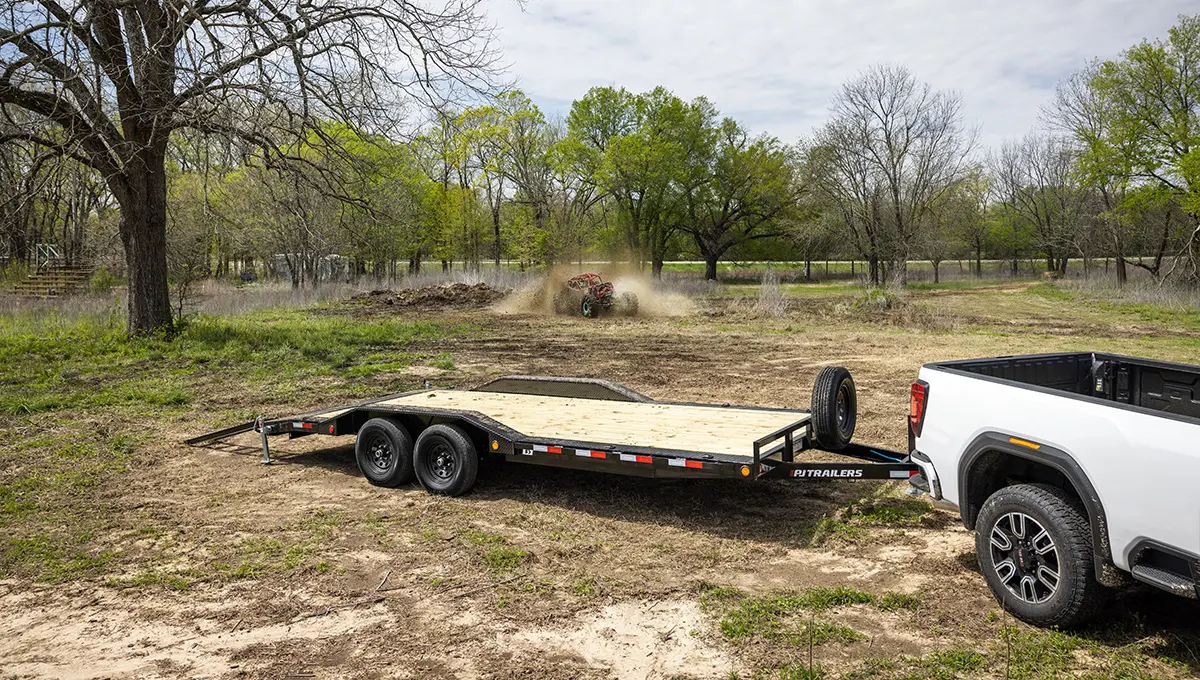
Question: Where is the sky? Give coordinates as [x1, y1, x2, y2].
[483, 0, 1194, 149]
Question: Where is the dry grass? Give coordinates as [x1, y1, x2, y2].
[1063, 276, 1200, 309]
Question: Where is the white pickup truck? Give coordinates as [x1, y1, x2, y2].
[908, 352, 1200, 626]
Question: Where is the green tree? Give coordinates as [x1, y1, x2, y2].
[680, 119, 801, 280]
[1084, 13, 1200, 280]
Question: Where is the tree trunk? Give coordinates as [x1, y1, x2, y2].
[116, 146, 173, 335]
[932, 261, 940, 284]
[867, 254, 879, 286]
[493, 210, 502, 268]
[704, 256, 719, 281]
[975, 247, 982, 278]
[1115, 255, 1127, 286]
[652, 256, 664, 279]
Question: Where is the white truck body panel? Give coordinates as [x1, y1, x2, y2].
[913, 364, 1200, 572]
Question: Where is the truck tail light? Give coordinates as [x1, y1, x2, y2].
[909, 381, 929, 438]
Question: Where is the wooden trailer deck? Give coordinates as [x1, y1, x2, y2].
[372, 390, 809, 458]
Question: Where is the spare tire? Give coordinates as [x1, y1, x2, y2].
[810, 366, 856, 451]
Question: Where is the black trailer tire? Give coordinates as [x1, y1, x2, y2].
[810, 366, 856, 450]
[414, 424, 479, 496]
[355, 418, 414, 487]
[975, 483, 1106, 627]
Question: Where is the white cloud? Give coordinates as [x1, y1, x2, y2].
[483, 0, 1193, 148]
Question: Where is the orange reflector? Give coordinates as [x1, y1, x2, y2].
[1009, 437, 1041, 450]
[740, 466, 751, 477]
[491, 440, 499, 450]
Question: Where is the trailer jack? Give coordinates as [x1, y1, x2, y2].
[255, 415, 272, 464]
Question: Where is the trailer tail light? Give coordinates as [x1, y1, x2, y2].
[909, 381, 929, 438]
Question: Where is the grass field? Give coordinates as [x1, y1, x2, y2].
[1, 276, 1197, 679]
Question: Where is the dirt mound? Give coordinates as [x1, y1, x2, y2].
[352, 283, 509, 310]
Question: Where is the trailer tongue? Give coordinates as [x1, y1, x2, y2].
[187, 368, 917, 495]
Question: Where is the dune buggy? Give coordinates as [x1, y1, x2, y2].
[553, 273, 638, 318]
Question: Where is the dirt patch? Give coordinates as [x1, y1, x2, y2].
[513, 599, 735, 680]
[351, 283, 509, 310]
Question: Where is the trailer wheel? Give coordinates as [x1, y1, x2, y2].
[810, 366, 856, 450]
[414, 424, 479, 496]
[975, 484, 1106, 627]
[355, 418, 414, 487]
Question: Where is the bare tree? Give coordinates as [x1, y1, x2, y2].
[805, 124, 888, 285]
[990, 134, 1088, 276]
[1, 0, 498, 333]
[826, 65, 974, 285]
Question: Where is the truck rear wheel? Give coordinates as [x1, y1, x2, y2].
[414, 424, 479, 496]
[355, 418, 414, 487]
[975, 483, 1106, 627]
[810, 366, 856, 450]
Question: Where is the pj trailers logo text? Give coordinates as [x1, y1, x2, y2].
[792, 468, 864, 478]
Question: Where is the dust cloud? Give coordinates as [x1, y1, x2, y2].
[493, 266, 696, 318]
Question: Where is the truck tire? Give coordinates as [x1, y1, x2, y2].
[355, 418, 414, 487]
[414, 424, 479, 496]
[810, 366, 856, 450]
[975, 483, 1106, 627]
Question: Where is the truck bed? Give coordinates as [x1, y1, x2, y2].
[928, 352, 1200, 423]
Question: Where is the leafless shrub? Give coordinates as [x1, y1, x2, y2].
[753, 269, 788, 318]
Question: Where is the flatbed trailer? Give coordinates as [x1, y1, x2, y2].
[187, 367, 918, 495]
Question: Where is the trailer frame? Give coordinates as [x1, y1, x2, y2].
[186, 375, 918, 488]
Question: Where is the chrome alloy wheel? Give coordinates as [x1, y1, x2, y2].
[989, 511, 1061, 604]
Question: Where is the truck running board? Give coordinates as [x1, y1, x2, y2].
[1130, 564, 1199, 600]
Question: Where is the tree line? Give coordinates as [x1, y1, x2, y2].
[2, 6, 1199, 333]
